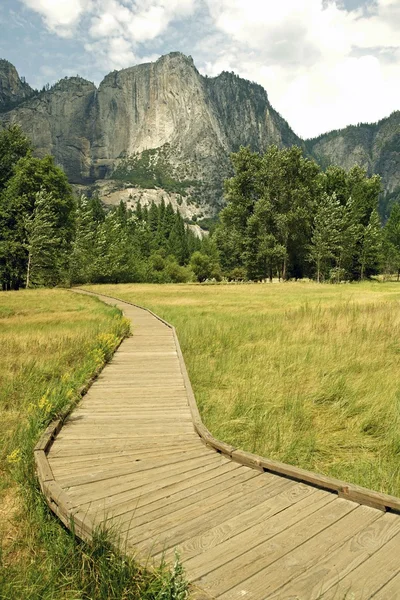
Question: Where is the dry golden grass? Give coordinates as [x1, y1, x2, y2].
[86, 281, 400, 496]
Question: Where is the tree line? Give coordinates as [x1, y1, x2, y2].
[0, 125, 207, 290]
[214, 145, 400, 282]
[1, 124, 400, 290]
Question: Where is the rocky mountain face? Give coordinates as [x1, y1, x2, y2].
[0, 53, 301, 214]
[0, 52, 399, 217]
[0, 59, 35, 112]
[306, 112, 400, 218]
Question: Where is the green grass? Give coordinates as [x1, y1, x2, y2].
[0, 288, 188, 599]
[85, 281, 400, 497]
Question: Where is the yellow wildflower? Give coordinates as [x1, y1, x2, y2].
[7, 448, 21, 464]
[38, 394, 52, 414]
[61, 372, 71, 383]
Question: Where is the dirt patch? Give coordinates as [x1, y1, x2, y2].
[0, 481, 26, 565]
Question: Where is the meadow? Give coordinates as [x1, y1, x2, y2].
[86, 281, 400, 497]
[0, 289, 187, 599]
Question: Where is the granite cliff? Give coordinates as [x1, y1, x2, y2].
[0, 53, 301, 214]
[306, 112, 400, 218]
[0, 59, 35, 112]
[0, 53, 399, 217]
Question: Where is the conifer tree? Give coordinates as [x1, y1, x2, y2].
[25, 189, 63, 287]
[384, 203, 400, 279]
[309, 193, 342, 282]
[359, 209, 382, 279]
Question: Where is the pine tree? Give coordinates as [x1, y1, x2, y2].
[25, 189, 63, 287]
[70, 196, 100, 284]
[309, 193, 342, 282]
[359, 209, 382, 279]
[384, 203, 400, 279]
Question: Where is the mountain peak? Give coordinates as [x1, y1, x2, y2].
[0, 58, 34, 112]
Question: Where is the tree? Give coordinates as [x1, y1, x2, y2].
[309, 193, 343, 282]
[0, 124, 32, 192]
[70, 196, 102, 284]
[25, 189, 63, 287]
[190, 252, 213, 282]
[0, 154, 75, 289]
[384, 203, 400, 279]
[217, 145, 322, 280]
[359, 209, 382, 279]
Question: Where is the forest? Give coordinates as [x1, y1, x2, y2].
[1, 124, 400, 290]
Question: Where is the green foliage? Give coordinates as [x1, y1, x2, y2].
[69, 198, 200, 285]
[25, 189, 69, 288]
[216, 145, 323, 280]
[0, 126, 207, 288]
[0, 137, 75, 290]
[0, 124, 32, 191]
[112, 149, 198, 195]
[215, 145, 383, 282]
[190, 251, 221, 282]
[308, 193, 342, 282]
[383, 202, 400, 278]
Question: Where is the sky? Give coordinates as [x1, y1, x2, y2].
[0, 0, 399, 139]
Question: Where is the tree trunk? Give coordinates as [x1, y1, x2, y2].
[26, 252, 31, 289]
[282, 257, 287, 281]
[317, 257, 320, 283]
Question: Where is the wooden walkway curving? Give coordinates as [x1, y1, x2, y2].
[35, 292, 400, 599]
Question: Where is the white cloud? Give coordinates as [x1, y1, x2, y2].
[201, 0, 400, 137]
[20, 0, 199, 70]
[20, 0, 92, 36]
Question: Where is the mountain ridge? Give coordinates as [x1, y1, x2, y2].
[0, 52, 399, 217]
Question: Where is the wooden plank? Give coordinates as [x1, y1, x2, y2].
[49, 443, 201, 465]
[50, 440, 202, 457]
[103, 465, 255, 527]
[277, 513, 400, 599]
[77, 461, 241, 515]
[53, 448, 213, 485]
[35, 450, 54, 482]
[59, 448, 219, 488]
[214, 504, 379, 600]
[34, 419, 62, 451]
[128, 477, 299, 556]
[179, 488, 334, 578]
[371, 569, 400, 599]
[113, 470, 270, 538]
[50, 447, 209, 476]
[109, 469, 260, 535]
[66, 453, 230, 507]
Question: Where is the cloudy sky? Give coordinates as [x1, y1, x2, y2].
[0, 0, 399, 138]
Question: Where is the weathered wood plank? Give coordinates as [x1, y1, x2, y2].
[54, 448, 214, 486]
[284, 515, 400, 600]
[214, 504, 379, 600]
[371, 567, 400, 599]
[66, 454, 230, 507]
[77, 462, 241, 515]
[178, 488, 333, 578]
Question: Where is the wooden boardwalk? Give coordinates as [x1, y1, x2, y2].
[35, 292, 400, 599]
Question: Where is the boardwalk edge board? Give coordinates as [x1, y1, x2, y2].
[34, 288, 400, 547]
